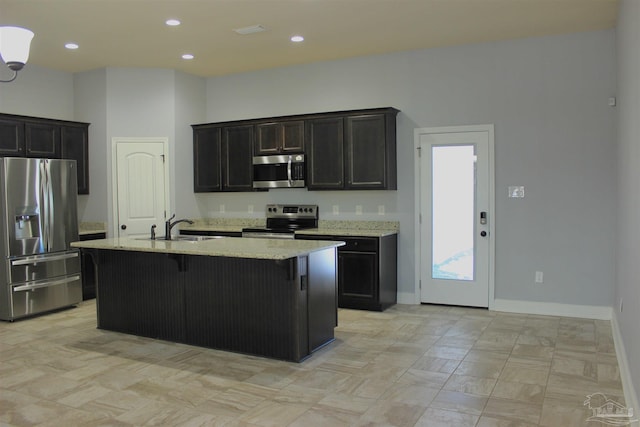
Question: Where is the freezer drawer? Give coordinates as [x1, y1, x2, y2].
[6, 274, 82, 320]
[9, 251, 81, 284]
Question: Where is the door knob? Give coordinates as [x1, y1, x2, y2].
[121, 224, 127, 230]
[480, 230, 487, 237]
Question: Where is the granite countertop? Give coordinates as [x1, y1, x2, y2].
[71, 236, 343, 260]
[79, 222, 107, 236]
[180, 219, 399, 238]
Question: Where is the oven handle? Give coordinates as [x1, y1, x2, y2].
[14, 274, 81, 292]
[287, 155, 293, 185]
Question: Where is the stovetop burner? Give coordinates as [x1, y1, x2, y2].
[242, 204, 318, 239]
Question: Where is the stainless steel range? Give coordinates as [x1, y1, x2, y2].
[242, 204, 318, 239]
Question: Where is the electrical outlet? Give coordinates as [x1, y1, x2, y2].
[332, 205, 339, 215]
[355, 205, 362, 215]
[219, 204, 225, 213]
[535, 271, 544, 283]
[248, 205, 253, 214]
[378, 205, 385, 215]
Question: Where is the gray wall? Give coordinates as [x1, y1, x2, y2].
[0, 29, 618, 309]
[0, 64, 74, 120]
[615, 0, 640, 410]
[74, 68, 107, 222]
[201, 30, 617, 306]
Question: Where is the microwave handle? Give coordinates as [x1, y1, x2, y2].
[287, 156, 292, 184]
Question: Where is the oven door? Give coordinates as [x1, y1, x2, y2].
[253, 155, 305, 189]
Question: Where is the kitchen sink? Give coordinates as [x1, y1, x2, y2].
[134, 235, 224, 242]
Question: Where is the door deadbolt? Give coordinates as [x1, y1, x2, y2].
[121, 224, 127, 230]
[480, 230, 487, 237]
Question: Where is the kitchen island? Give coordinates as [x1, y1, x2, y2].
[71, 237, 342, 362]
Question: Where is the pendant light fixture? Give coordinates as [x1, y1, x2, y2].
[0, 26, 35, 83]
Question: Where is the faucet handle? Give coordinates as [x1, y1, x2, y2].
[167, 213, 176, 222]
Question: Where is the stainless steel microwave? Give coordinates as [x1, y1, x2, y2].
[253, 154, 305, 189]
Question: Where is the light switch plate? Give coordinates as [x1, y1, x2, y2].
[508, 186, 525, 198]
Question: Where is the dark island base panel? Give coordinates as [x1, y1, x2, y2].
[93, 249, 336, 362]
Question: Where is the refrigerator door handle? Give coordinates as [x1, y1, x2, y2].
[13, 274, 81, 292]
[38, 159, 48, 250]
[46, 159, 55, 251]
[11, 251, 80, 266]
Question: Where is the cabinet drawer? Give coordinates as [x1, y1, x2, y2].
[340, 237, 377, 252]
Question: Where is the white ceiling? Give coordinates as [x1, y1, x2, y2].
[0, 0, 618, 78]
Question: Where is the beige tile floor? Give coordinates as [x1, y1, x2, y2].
[0, 300, 626, 426]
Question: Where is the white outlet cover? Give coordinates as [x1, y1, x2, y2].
[332, 205, 339, 215]
[378, 205, 385, 215]
[355, 205, 362, 215]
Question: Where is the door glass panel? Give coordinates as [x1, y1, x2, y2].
[432, 145, 475, 281]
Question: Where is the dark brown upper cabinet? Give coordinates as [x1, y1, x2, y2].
[254, 120, 304, 155]
[222, 125, 254, 191]
[0, 113, 90, 194]
[192, 123, 254, 192]
[193, 126, 223, 192]
[306, 108, 398, 190]
[61, 123, 90, 194]
[305, 116, 345, 190]
[345, 111, 397, 190]
[192, 107, 399, 193]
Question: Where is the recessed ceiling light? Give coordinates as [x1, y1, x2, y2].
[166, 19, 181, 26]
[65, 43, 79, 50]
[182, 54, 194, 60]
[291, 35, 304, 43]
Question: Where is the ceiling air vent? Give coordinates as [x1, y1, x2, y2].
[233, 25, 266, 35]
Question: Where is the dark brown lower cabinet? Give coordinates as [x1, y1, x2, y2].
[79, 232, 106, 300]
[296, 233, 397, 311]
[84, 247, 337, 362]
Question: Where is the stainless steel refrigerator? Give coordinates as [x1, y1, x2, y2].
[0, 157, 82, 321]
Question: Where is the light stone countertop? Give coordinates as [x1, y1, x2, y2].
[79, 222, 107, 236]
[179, 219, 399, 238]
[71, 236, 343, 260]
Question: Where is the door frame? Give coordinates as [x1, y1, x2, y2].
[413, 124, 496, 308]
[110, 137, 171, 238]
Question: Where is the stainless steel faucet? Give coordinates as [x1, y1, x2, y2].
[164, 214, 194, 240]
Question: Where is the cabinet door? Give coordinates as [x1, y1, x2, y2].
[255, 123, 279, 155]
[338, 250, 378, 308]
[305, 117, 344, 189]
[222, 125, 254, 191]
[0, 118, 25, 156]
[255, 121, 304, 155]
[281, 121, 304, 152]
[345, 114, 387, 189]
[25, 122, 61, 158]
[61, 124, 90, 194]
[193, 127, 222, 192]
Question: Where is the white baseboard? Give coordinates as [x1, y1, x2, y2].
[397, 292, 418, 305]
[492, 298, 612, 320]
[612, 313, 640, 425]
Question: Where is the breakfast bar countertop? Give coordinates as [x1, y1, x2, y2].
[71, 236, 343, 260]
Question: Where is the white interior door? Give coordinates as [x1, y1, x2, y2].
[113, 138, 169, 238]
[415, 126, 494, 308]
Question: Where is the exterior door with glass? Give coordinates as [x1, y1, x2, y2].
[416, 126, 494, 307]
